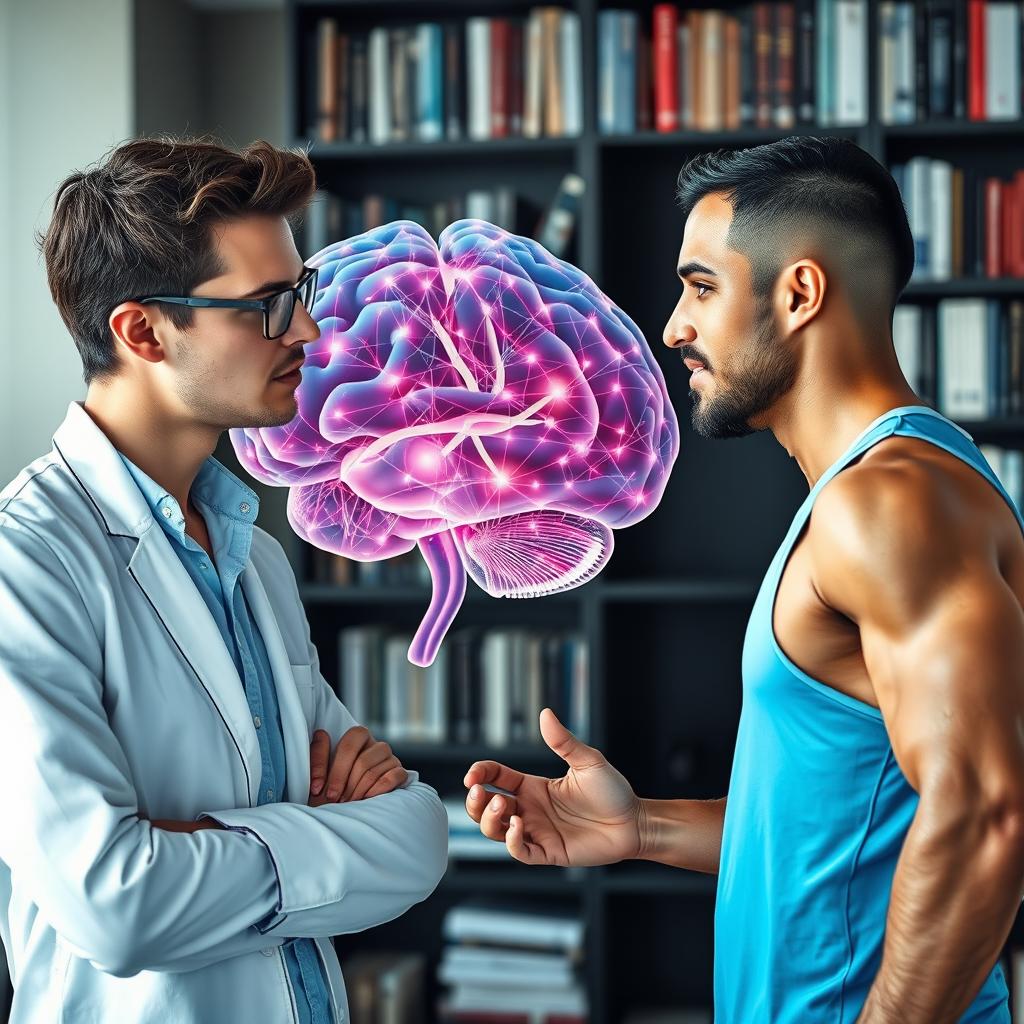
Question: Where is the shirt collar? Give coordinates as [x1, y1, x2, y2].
[116, 452, 260, 547]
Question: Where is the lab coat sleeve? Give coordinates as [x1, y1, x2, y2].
[0, 521, 292, 977]
[195, 549, 449, 939]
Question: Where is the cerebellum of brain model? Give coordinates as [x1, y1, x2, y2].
[230, 219, 680, 666]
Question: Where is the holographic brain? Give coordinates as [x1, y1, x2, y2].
[230, 220, 680, 666]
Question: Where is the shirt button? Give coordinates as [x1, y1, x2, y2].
[161, 508, 172, 519]
[253, 715, 262, 729]
[266, 788, 274, 800]
[239, 502, 251, 514]
[198, 561, 209, 570]
[261, 948, 275, 957]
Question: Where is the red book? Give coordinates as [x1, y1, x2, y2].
[491, 18, 510, 138]
[967, 0, 986, 121]
[985, 177, 1002, 278]
[653, 3, 679, 132]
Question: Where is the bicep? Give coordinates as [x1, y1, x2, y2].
[862, 564, 1024, 799]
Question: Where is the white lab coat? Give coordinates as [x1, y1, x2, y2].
[0, 400, 449, 1023]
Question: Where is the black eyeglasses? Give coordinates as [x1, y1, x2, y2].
[133, 265, 319, 340]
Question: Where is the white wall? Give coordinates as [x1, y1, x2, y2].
[0, 0, 134, 485]
[0, 0, 286, 488]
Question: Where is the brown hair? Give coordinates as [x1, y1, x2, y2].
[36, 134, 317, 384]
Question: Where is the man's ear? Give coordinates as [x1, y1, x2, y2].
[780, 258, 826, 331]
[109, 302, 167, 366]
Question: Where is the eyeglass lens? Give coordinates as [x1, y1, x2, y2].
[267, 271, 317, 339]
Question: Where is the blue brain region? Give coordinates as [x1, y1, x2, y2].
[231, 219, 680, 665]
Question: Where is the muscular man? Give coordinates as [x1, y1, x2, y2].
[464, 136, 1024, 1022]
[0, 137, 447, 1023]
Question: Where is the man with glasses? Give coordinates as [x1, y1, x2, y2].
[0, 136, 448, 1024]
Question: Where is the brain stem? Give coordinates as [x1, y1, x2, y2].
[409, 529, 468, 667]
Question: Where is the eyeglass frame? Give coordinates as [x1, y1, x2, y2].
[131, 264, 319, 340]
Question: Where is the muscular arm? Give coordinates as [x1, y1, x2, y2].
[637, 796, 727, 874]
[810, 459, 1024, 1023]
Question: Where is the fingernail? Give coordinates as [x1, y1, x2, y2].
[327, 789, 339, 801]
[470, 785, 480, 800]
[490, 796, 501, 811]
[311, 780, 323, 795]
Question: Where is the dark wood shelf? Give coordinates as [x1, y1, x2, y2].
[902, 278, 1024, 299]
[884, 117, 1024, 140]
[298, 135, 580, 162]
[599, 123, 861, 149]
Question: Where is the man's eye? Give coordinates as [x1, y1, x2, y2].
[694, 282, 712, 298]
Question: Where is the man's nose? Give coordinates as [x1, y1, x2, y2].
[663, 312, 695, 350]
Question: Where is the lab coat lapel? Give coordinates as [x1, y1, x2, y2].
[240, 564, 312, 803]
[128, 527, 263, 805]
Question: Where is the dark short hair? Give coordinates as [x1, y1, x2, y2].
[676, 136, 915, 322]
[37, 134, 317, 385]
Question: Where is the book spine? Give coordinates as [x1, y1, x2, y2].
[755, 4, 773, 128]
[467, 17, 492, 140]
[417, 24, 443, 142]
[985, 176, 1002, 277]
[491, 18, 510, 138]
[795, 0, 816, 124]
[739, 7, 755, 125]
[774, 3, 796, 128]
[816, 0, 834, 125]
[560, 11, 583, 136]
[597, 12, 617, 134]
[653, 3, 680, 132]
[444, 22, 465, 140]
[928, 1, 953, 119]
[967, 0, 986, 120]
[915, 0, 930, 121]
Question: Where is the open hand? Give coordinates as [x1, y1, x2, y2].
[464, 708, 643, 867]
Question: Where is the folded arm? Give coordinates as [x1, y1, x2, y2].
[0, 522, 445, 978]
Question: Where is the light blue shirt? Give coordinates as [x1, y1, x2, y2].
[118, 452, 334, 1024]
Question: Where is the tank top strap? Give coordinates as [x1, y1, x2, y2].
[771, 405, 960, 560]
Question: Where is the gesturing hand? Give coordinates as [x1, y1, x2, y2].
[463, 708, 643, 867]
[308, 725, 408, 806]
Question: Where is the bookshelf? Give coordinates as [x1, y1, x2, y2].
[269, 0, 1024, 1020]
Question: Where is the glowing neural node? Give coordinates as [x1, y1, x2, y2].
[230, 219, 680, 666]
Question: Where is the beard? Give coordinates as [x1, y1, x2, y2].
[173, 340, 299, 430]
[689, 305, 797, 440]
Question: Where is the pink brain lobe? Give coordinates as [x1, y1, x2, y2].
[230, 219, 680, 666]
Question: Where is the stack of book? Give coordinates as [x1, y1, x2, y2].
[307, 9, 582, 145]
[879, 0, 1021, 124]
[893, 298, 1024, 420]
[337, 626, 590, 747]
[892, 159, 1024, 281]
[309, 546, 432, 589]
[438, 902, 587, 1024]
[342, 952, 426, 1024]
[597, 1, 868, 135]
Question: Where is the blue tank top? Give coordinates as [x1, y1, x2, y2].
[715, 405, 1014, 1023]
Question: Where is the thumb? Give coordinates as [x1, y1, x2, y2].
[539, 708, 602, 771]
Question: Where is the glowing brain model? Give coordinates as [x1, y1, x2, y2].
[231, 220, 680, 666]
